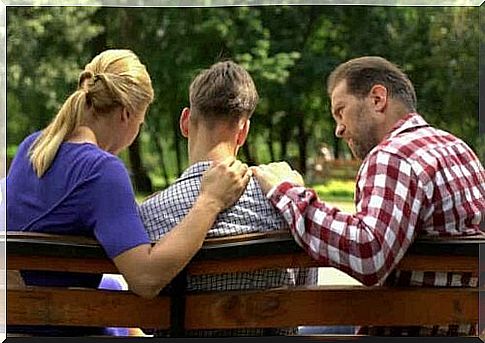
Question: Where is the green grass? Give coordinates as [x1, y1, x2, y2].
[325, 200, 355, 213]
[310, 179, 355, 199]
[310, 180, 355, 212]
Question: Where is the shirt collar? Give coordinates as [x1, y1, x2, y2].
[176, 161, 212, 183]
[384, 112, 430, 141]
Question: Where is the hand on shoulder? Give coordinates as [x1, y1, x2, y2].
[199, 157, 252, 212]
[250, 162, 305, 195]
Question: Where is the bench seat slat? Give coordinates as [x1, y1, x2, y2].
[7, 286, 478, 329]
[7, 288, 170, 329]
[186, 287, 479, 328]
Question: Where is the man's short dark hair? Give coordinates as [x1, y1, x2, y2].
[189, 60, 259, 125]
[327, 56, 417, 111]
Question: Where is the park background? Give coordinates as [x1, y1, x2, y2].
[6, 5, 483, 213]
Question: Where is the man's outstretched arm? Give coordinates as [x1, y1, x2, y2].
[252, 152, 423, 286]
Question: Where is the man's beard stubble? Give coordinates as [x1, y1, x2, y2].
[349, 108, 380, 160]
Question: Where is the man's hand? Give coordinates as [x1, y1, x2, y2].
[251, 162, 304, 195]
[199, 157, 252, 212]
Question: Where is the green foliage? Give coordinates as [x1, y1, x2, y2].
[6, 6, 481, 185]
[7, 7, 103, 147]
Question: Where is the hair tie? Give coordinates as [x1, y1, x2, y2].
[78, 70, 94, 91]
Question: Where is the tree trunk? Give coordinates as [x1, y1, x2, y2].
[119, 8, 153, 194]
[279, 113, 291, 160]
[153, 136, 170, 189]
[172, 112, 184, 176]
[297, 113, 307, 175]
[267, 130, 275, 162]
[91, 8, 108, 54]
[241, 138, 256, 166]
[333, 134, 340, 160]
[128, 136, 153, 194]
[279, 130, 289, 161]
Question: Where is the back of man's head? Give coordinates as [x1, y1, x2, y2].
[327, 56, 417, 112]
[189, 61, 259, 126]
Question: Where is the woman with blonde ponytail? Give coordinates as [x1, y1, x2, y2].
[7, 50, 251, 310]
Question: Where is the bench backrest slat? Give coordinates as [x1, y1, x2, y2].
[6, 231, 483, 275]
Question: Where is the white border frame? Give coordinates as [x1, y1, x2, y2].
[1, 2, 482, 341]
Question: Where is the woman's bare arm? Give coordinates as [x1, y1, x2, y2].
[113, 157, 251, 298]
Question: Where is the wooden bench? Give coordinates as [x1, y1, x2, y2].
[5, 230, 483, 336]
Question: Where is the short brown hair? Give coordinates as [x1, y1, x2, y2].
[327, 56, 417, 111]
[189, 60, 258, 124]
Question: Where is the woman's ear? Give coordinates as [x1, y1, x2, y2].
[179, 107, 191, 138]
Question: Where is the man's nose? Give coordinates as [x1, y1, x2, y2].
[335, 123, 346, 138]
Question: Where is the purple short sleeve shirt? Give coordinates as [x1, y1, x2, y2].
[7, 132, 150, 259]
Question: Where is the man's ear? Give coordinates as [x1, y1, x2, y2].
[236, 118, 250, 147]
[368, 84, 388, 113]
[179, 107, 190, 138]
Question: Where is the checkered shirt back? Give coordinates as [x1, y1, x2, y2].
[140, 161, 317, 336]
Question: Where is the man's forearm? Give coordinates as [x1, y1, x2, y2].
[268, 181, 418, 286]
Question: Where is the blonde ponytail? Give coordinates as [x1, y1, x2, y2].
[29, 49, 153, 177]
[29, 90, 87, 177]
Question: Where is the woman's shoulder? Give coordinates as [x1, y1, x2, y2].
[61, 143, 128, 175]
[25, 131, 42, 142]
[17, 131, 42, 152]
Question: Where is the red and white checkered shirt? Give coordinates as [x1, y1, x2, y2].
[268, 113, 485, 336]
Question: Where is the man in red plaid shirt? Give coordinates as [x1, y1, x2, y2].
[252, 56, 485, 336]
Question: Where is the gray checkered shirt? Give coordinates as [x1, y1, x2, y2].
[139, 161, 317, 336]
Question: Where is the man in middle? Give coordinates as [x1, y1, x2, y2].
[139, 60, 316, 337]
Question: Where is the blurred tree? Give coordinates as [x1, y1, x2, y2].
[7, 7, 102, 150]
[6, 6, 480, 188]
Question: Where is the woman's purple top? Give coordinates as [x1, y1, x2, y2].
[7, 132, 151, 336]
[7, 132, 150, 259]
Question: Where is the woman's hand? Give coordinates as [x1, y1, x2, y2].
[200, 157, 252, 212]
[115, 156, 252, 299]
[251, 161, 304, 195]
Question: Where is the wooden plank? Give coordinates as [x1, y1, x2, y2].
[187, 251, 319, 275]
[395, 254, 479, 275]
[6, 230, 482, 277]
[188, 252, 479, 275]
[203, 230, 293, 246]
[5, 230, 485, 255]
[4, 229, 293, 245]
[7, 288, 171, 329]
[6, 231, 99, 245]
[8, 251, 479, 276]
[185, 287, 478, 329]
[7, 255, 118, 274]
[8, 286, 478, 329]
[8, 250, 479, 276]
